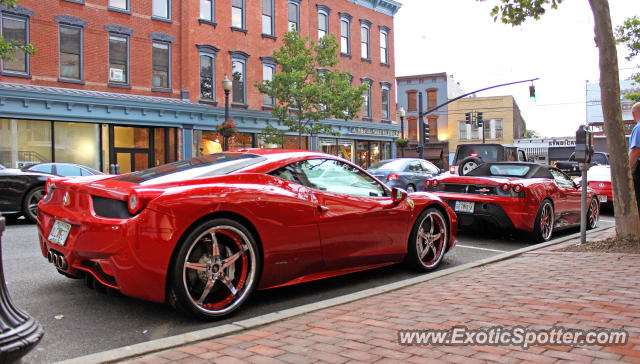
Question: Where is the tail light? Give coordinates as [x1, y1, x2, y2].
[449, 166, 456, 174]
[501, 183, 511, 192]
[387, 173, 399, 181]
[43, 177, 67, 203]
[127, 189, 163, 215]
[553, 163, 558, 168]
[424, 180, 431, 188]
[432, 180, 439, 187]
[513, 185, 523, 193]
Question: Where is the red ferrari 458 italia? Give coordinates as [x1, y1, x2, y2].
[37, 150, 457, 319]
[424, 162, 599, 242]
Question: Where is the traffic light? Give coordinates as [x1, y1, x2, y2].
[477, 112, 483, 128]
[424, 121, 430, 143]
[465, 112, 471, 125]
[529, 85, 536, 100]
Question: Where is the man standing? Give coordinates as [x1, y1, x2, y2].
[629, 102, 640, 213]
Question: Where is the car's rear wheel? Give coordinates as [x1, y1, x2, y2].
[406, 184, 416, 193]
[169, 218, 260, 319]
[587, 197, 599, 230]
[22, 185, 45, 223]
[405, 208, 448, 271]
[459, 157, 482, 175]
[531, 199, 554, 242]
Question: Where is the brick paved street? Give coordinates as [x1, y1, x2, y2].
[121, 227, 640, 363]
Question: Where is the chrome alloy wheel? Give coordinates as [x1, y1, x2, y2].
[182, 225, 257, 316]
[539, 202, 554, 241]
[24, 186, 45, 222]
[415, 210, 447, 269]
[588, 198, 599, 229]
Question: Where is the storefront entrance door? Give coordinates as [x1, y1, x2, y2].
[109, 125, 152, 173]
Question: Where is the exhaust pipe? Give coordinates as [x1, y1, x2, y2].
[47, 250, 54, 263]
[57, 255, 67, 270]
[47, 250, 68, 270]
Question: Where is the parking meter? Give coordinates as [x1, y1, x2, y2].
[575, 125, 593, 163]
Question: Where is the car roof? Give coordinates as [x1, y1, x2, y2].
[466, 162, 553, 179]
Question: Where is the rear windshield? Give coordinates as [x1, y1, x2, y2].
[113, 153, 266, 184]
[487, 165, 530, 177]
[369, 159, 406, 170]
[455, 145, 503, 164]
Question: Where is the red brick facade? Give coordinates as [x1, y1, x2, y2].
[2, 0, 397, 124]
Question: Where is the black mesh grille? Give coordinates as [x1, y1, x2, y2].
[91, 196, 133, 219]
[442, 183, 498, 195]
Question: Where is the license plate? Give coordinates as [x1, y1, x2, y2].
[598, 195, 607, 203]
[48, 220, 71, 246]
[454, 201, 475, 213]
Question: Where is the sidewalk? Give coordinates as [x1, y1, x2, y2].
[118, 226, 640, 363]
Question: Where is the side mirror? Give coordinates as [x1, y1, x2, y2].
[391, 187, 408, 205]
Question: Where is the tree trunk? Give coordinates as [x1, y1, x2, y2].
[589, 0, 640, 240]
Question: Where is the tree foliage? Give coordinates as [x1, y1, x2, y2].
[0, 0, 36, 61]
[479, 0, 640, 241]
[616, 16, 640, 102]
[255, 31, 367, 149]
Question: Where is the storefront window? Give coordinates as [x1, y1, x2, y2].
[154, 128, 165, 166]
[198, 131, 253, 155]
[369, 141, 380, 166]
[320, 138, 354, 163]
[356, 141, 369, 169]
[54, 122, 100, 170]
[0, 119, 52, 168]
[115, 126, 149, 148]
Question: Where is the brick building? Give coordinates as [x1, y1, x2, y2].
[0, 0, 401, 172]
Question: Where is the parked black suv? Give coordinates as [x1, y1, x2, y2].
[450, 143, 528, 175]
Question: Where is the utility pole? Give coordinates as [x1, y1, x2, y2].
[418, 92, 424, 159]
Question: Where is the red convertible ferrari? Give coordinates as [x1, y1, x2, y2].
[37, 150, 457, 319]
[424, 162, 599, 242]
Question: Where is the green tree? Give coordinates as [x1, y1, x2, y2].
[260, 124, 286, 149]
[616, 16, 640, 102]
[256, 31, 367, 149]
[0, 0, 35, 61]
[482, 0, 640, 241]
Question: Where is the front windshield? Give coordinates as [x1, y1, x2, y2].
[112, 153, 266, 184]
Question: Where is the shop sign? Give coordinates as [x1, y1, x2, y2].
[350, 127, 399, 137]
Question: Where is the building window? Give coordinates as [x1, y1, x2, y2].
[407, 91, 417, 112]
[108, 34, 128, 84]
[262, 64, 275, 106]
[381, 87, 390, 121]
[288, 1, 299, 32]
[262, 0, 273, 35]
[458, 121, 468, 140]
[232, 59, 245, 104]
[59, 25, 82, 80]
[361, 25, 369, 60]
[362, 81, 371, 119]
[231, 0, 244, 29]
[152, 0, 170, 20]
[199, 54, 215, 100]
[318, 11, 328, 39]
[380, 30, 388, 64]
[340, 18, 350, 54]
[1, 14, 28, 74]
[108, 0, 128, 11]
[152, 41, 170, 88]
[200, 0, 213, 22]
[427, 89, 437, 109]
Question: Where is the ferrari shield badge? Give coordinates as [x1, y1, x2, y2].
[407, 199, 415, 210]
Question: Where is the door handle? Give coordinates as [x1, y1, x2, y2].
[317, 205, 329, 213]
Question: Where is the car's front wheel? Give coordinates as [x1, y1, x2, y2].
[587, 197, 599, 229]
[406, 184, 416, 193]
[405, 208, 448, 271]
[22, 185, 45, 223]
[169, 218, 260, 319]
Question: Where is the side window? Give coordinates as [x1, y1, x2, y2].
[270, 163, 311, 186]
[81, 168, 95, 176]
[550, 169, 574, 188]
[29, 164, 52, 174]
[56, 164, 82, 176]
[300, 159, 386, 197]
[421, 161, 439, 174]
[408, 161, 421, 171]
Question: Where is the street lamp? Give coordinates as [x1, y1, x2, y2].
[222, 75, 233, 151]
[398, 107, 406, 158]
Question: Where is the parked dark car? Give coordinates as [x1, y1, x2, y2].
[0, 163, 104, 222]
[553, 152, 609, 177]
[450, 144, 528, 176]
[367, 158, 442, 192]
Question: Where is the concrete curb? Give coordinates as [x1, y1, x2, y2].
[57, 224, 615, 364]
